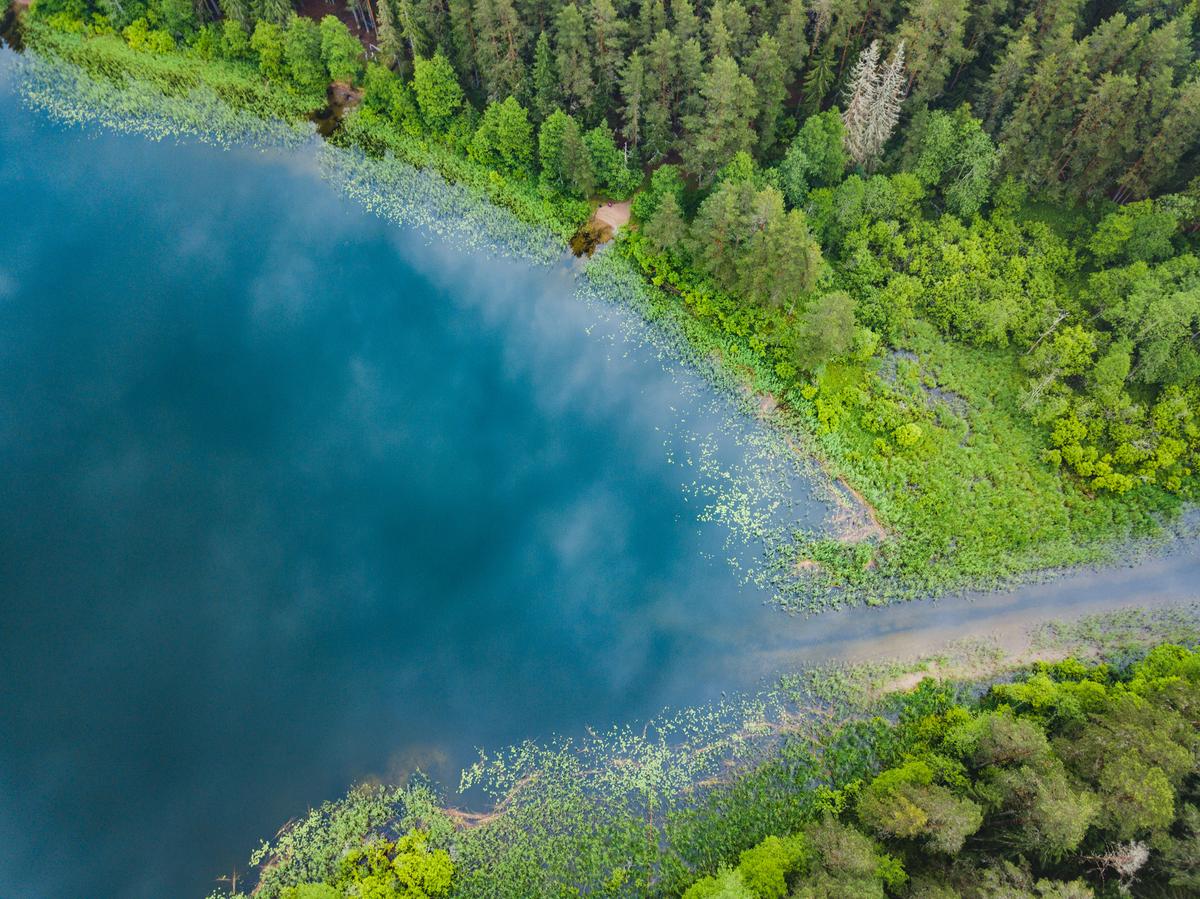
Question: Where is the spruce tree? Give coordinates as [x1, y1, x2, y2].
[682, 55, 759, 182]
[802, 42, 835, 113]
[375, 0, 406, 69]
[447, 0, 478, 87]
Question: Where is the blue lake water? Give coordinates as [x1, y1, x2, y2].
[2, 49, 1199, 899]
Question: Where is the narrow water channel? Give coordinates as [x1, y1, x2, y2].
[0, 50, 1196, 899]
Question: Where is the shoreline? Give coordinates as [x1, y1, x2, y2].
[4, 27, 1196, 610]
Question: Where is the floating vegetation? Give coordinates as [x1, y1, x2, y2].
[245, 601, 1200, 898]
[14, 47, 311, 150]
[316, 143, 564, 265]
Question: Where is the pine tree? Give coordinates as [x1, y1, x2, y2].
[642, 29, 678, 160]
[637, 0, 667, 45]
[721, 0, 751, 58]
[589, 0, 627, 115]
[676, 37, 704, 121]
[741, 200, 823, 307]
[473, 0, 525, 102]
[897, 0, 968, 105]
[777, 0, 809, 78]
[707, 1, 732, 59]
[682, 55, 759, 182]
[977, 22, 1033, 133]
[620, 50, 646, 152]
[555, 3, 595, 117]
[670, 0, 699, 45]
[1118, 76, 1200, 201]
[748, 33, 788, 158]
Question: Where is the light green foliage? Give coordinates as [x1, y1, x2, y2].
[797, 292, 856, 369]
[250, 20, 286, 81]
[856, 760, 982, 853]
[334, 830, 453, 898]
[1089, 200, 1180, 266]
[318, 16, 361, 84]
[283, 16, 326, 94]
[736, 834, 810, 898]
[791, 818, 904, 899]
[682, 865, 755, 898]
[279, 885, 340, 899]
[361, 63, 420, 134]
[644, 191, 686, 254]
[779, 110, 846, 207]
[911, 106, 998, 219]
[630, 163, 684, 223]
[412, 51, 462, 133]
[583, 123, 635, 197]
[469, 96, 533, 176]
[158, 0, 196, 40]
[122, 18, 176, 53]
[221, 20, 252, 60]
[688, 178, 822, 308]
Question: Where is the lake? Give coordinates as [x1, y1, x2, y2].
[1, 49, 1197, 899]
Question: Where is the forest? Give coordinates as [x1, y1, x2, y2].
[17, 0, 1200, 594]
[229, 640, 1200, 898]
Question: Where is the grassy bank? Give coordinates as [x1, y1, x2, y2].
[223, 606, 1200, 898]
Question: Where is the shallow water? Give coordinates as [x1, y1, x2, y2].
[0, 51, 1197, 899]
